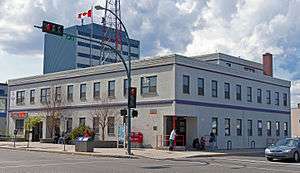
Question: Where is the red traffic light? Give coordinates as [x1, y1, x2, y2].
[130, 87, 137, 96]
[42, 21, 64, 36]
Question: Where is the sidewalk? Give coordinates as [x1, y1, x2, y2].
[0, 142, 263, 160]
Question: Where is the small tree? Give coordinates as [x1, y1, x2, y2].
[25, 116, 43, 147]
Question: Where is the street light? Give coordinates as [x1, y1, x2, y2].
[95, 5, 133, 155]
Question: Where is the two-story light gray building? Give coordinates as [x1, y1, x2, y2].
[7, 53, 291, 149]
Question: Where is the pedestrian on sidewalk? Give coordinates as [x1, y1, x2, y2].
[169, 129, 176, 151]
[209, 132, 216, 151]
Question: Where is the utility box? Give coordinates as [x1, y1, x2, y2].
[75, 137, 94, 152]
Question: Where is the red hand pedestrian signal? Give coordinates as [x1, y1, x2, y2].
[129, 87, 137, 108]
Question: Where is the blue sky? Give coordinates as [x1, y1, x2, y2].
[0, 0, 300, 106]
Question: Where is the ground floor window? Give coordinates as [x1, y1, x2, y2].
[284, 122, 288, 136]
[107, 117, 115, 135]
[267, 121, 272, 136]
[257, 120, 262, 136]
[79, 117, 85, 126]
[247, 120, 253, 136]
[276, 121, 280, 136]
[93, 117, 100, 134]
[66, 118, 72, 133]
[15, 119, 24, 134]
[211, 117, 218, 136]
[236, 119, 242, 136]
[225, 118, 230, 136]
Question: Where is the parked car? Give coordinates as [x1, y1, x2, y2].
[265, 138, 300, 162]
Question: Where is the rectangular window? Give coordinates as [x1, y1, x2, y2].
[247, 120, 253, 136]
[107, 117, 115, 135]
[40, 88, 50, 104]
[15, 119, 24, 134]
[141, 76, 157, 95]
[211, 117, 218, 136]
[80, 84, 87, 101]
[79, 117, 85, 126]
[236, 85, 241, 101]
[225, 118, 230, 136]
[183, 75, 190, 94]
[284, 122, 288, 136]
[257, 120, 262, 136]
[247, 87, 252, 102]
[257, 89, 262, 103]
[275, 92, 279, 106]
[93, 117, 99, 133]
[0, 98, 5, 113]
[212, 80, 218, 98]
[276, 121, 280, 136]
[66, 118, 72, 133]
[266, 90, 271, 104]
[283, 93, 288, 106]
[237, 119, 242, 136]
[30, 90, 35, 104]
[108, 80, 115, 97]
[197, 78, 204, 96]
[224, 83, 230, 99]
[93, 82, 100, 99]
[123, 79, 128, 96]
[16, 91, 25, 105]
[55, 86, 61, 102]
[67, 85, 73, 102]
[267, 121, 271, 136]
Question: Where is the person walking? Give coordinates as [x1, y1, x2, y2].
[169, 129, 176, 151]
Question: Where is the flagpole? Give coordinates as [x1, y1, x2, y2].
[89, 6, 93, 67]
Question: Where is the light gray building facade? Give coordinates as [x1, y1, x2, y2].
[8, 53, 291, 149]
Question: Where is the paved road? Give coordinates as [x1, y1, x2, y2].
[0, 149, 299, 173]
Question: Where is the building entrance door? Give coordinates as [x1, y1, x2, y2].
[32, 122, 43, 142]
[166, 116, 186, 146]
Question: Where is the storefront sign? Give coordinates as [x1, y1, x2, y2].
[10, 112, 28, 119]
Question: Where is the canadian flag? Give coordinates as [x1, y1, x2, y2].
[78, 9, 92, 19]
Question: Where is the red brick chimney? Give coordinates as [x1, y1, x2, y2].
[263, 53, 273, 77]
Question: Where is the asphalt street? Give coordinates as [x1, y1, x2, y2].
[0, 149, 300, 173]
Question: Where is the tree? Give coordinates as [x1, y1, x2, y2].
[25, 116, 43, 147]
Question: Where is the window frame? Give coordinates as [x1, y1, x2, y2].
[40, 88, 50, 104]
[107, 117, 115, 135]
[247, 119, 253, 136]
[211, 117, 218, 136]
[225, 118, 231, 136]
[141, 76, 157, 95]
[16, 90, 25, 105]
[30, 89, 35, 104]
[275, 92, 279, 106]
[197, 78, 204, 96]
[257, 89, 262, 103]
[93, 82, 101, 99]
[108, 80, 116, 98]
[183, 75, 190, 94]
[247, 87, 252, 102]
[236, 119, 242, 136]
[257, 120, 263, 136]
[212, 80, 218, 98]
[276, 121, 280, 136]
[266, 90, 271, 104]
[67, 85, 74, 102]
[267, 121, 272, 136]
[283, 93, 288, 106]
[236, 84, 242, 101]
[224, 83, 230, 99]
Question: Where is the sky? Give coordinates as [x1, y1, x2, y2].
[0, 0, 300, 107]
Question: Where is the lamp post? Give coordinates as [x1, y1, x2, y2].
[95, 5, 132, 155]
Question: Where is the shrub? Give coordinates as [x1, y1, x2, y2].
[69, 125, 93, 140]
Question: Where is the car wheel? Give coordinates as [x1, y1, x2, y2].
[294, 152, 299, 162]
[267, 157, 273, 161]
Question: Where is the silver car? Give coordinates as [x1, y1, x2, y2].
[265, 138, 300, 162]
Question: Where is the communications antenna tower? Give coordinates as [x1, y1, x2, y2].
[100, 0, 122, 64]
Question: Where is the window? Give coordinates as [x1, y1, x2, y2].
[183, 75, 190, 94]
[108, 80, 115, 97]
[0, 89, 4, 96]
[79, 117, 85, 126]
[225, 118, 230, 136]
[107, 117, 115, 135]
[80, 84, 87, 101]
[55, 86, 61, 102]
[66, 118, 72, 133]
[257, 120, 262, 136]
[212, 80, 218, 98]
[275, 92, 279, 106]
[15, 119, 24, 134]
[236, 85, 241, 101]
[67, 85, 73, 102]
[123, 79, 128, 96]
[30, 90, 35, 104]
[266, 90, 271, 104]
[284, 122, 288, 136]
[40, 88, 50, 104]
[226, 62, 231, 67]
[197, 78, 204, 96]
[211, 117, 218, 136]
[237, 119, 242, 136]
[224, 83, 230, 99]
[16, 91, 25, 105]
[0, 98, 5, 113]
[267, 121, 271, 136]
[257, 89, 262, 103]
[247, 87, 252, 102]
[93, 117, 99, 133]
[141, 76, 157, 95]
[276, 121, 280, 136]
[283, 93, 288, 106]
[93, 82, 100, 99]
[247, 120, 253, 136]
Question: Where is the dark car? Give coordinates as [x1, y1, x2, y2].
[265, 138, 300, 162]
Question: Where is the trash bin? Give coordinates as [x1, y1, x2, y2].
[75, 137, 94, 152]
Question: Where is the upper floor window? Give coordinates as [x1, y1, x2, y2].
[16, 91, 25, 105]
[244, 67, 255, 73]
[67, 85, 73, 102]
[257, 120, 262, 136]
[225, 118, 230, 136]
[247, 87, 252, 102]
[224, 83, 230, 99]
[80, 83, 87, 101]
[236, 85, 241, 101]
[93, 82, 100, 99]
[257, 89, 262, 103]
[30, 90, 35, 104]
[276, 121, 280, 136]
[141, 76, 157, 95]
[267, 121, 272, 136]
[55, 86, 61, 102]
[275, 92, 279, 106]
[247, 119, 253, 136]
[108, 80, 115, 97]
[40, 88, 50, 104]
[212, 80, 218, 98]
[237, 119, 242, 136]
[197, 78, 204, 96]
[266, 90, 271, 104]
[283, 93, 288, 106]
[183, 75, 190, 94]
[211, 117, 218, 136]
[123, 79, 128, 96]
[79, 117, 85, 126]
[0, 89, 5, 96]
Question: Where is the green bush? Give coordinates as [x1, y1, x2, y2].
[69, 125, 93, 140]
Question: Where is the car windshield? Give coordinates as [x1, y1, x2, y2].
[275, 139, 298, 147]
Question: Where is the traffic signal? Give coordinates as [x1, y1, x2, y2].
[132, 110, 138, 118]
[120, 109, 127, 116]
[129, 87, 137, 108]
[42, 21, 64, 36]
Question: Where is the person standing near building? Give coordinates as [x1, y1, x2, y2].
[169, 129, 176, 151]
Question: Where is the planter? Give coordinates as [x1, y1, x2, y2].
[93, 141, 117, 148]
[40, 138, 54, 143]
[75, 141, 94, 152]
